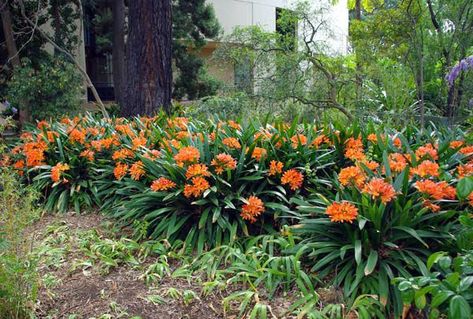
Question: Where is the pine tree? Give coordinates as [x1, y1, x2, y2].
[122, 0, 172, 116]
[172, 0, 221, 100]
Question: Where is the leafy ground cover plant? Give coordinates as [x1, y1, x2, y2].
[394, 250, 473, 319]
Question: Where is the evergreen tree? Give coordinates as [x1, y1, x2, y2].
[87, 0, 221, 102]
[172, 0, 221, 100]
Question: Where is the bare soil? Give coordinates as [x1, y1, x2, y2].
[31, 212, 298, 319]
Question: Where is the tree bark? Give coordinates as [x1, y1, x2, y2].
[0, 2, 27, 124]
[112, 0, 125, 107]
[122, 0, 172, 117]
[0, 4, 20, 67]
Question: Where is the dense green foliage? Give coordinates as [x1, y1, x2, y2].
[7, 58, 82, 120]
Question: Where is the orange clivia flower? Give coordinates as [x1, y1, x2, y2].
[186, 163, 211, 179]
[102, 137, 119, 149]
[362, 160, 380, 171]
[132, 135, 147, 150]
[227, 120, 241, 131]
[415, 180, 456, 200]
[69, 128, 86, 144]
[346, 136, 364, 149]
[115, 124, 135, 137]
[46, 131, 59, 143]
[209, 132, 216, 142]
[422, 200, 441, 212]
[281, 169, 304, 191]
[415, 143, 438, 160]
[388, 153, 410, 173]
[325, 201, 358, 223]
[20, 132, 33, 141]
[86, 127, 100, 136]
[250, 147, 267, 161]
[183, 176, 210, 198]
[311, 134, 330, 148]
[176, 131, 191, 141]
[130, 161, 145, 180]
[457, 162, 473, 178]
[367, 134, 378, 143]
[13, 160, 25, 176]
[174, 146, 200, 166]
[112, 148, 135, 161]
[411, 160, 440, 178]
[24, 141, 46, 167]
[362, 178, 396, 204]
[168, 117, 189, 130]
[151, 177, 176, 192]
[113, 162, 128, 180]
[459, 146, 473, 156]
[393, 137, 402, 148]
[80, 149, 95, 161]
[469, 192, 473, 206]
[51, 163, 70, 183]
[91, 140, 103, 152]
[240, 196, 265, 223]
[211, 153, 237, 174]
[37, 120, 49, 130]
[338, 166, 366, 188]
[269, 160, 284, 176]
[291, 134, 307, 148]
[345, 148, 366, 161]
[222, 137, 241, 150]
[143, 149, 162, 160]
[344, 137, 365, 161]
[450, 140, 465, 149]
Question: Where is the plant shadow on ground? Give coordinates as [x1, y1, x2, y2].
[31, 212, 307, 319]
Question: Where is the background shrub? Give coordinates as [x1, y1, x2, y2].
[7, 57, 83, 121]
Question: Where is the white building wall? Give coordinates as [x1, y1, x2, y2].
[207, 0, 348, 54]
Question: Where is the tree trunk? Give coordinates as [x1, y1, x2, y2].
[0, 2, 29, 124]
[122, 0, 172, 117]
[112, 0, 125, 107]
[1, 4, 20, 67]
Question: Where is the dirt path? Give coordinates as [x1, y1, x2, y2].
[31, 213, 296, 319]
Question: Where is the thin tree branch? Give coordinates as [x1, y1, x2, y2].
[16, 0, 109, 119]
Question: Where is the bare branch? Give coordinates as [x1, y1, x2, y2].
[15, 0, 109, 119]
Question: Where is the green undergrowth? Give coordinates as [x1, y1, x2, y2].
[0, 169, 40, 319]
[30, 216, 385, 319]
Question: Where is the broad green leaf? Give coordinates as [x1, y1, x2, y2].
[364, 250, 378, 276]
[449, 295, 471, 319]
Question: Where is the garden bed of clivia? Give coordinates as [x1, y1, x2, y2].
[1, 113, 472, 317]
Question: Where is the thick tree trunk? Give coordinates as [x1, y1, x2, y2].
[122, 0, 172, 117]
[112, 0, 125, 107]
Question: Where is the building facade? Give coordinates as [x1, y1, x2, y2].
[202, 0, 349, 87]
[82, 0, 349, 101]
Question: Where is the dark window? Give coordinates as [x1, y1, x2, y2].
[84, 4, 115, 101]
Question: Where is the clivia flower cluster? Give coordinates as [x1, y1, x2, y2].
[1, 114, 472, 233]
